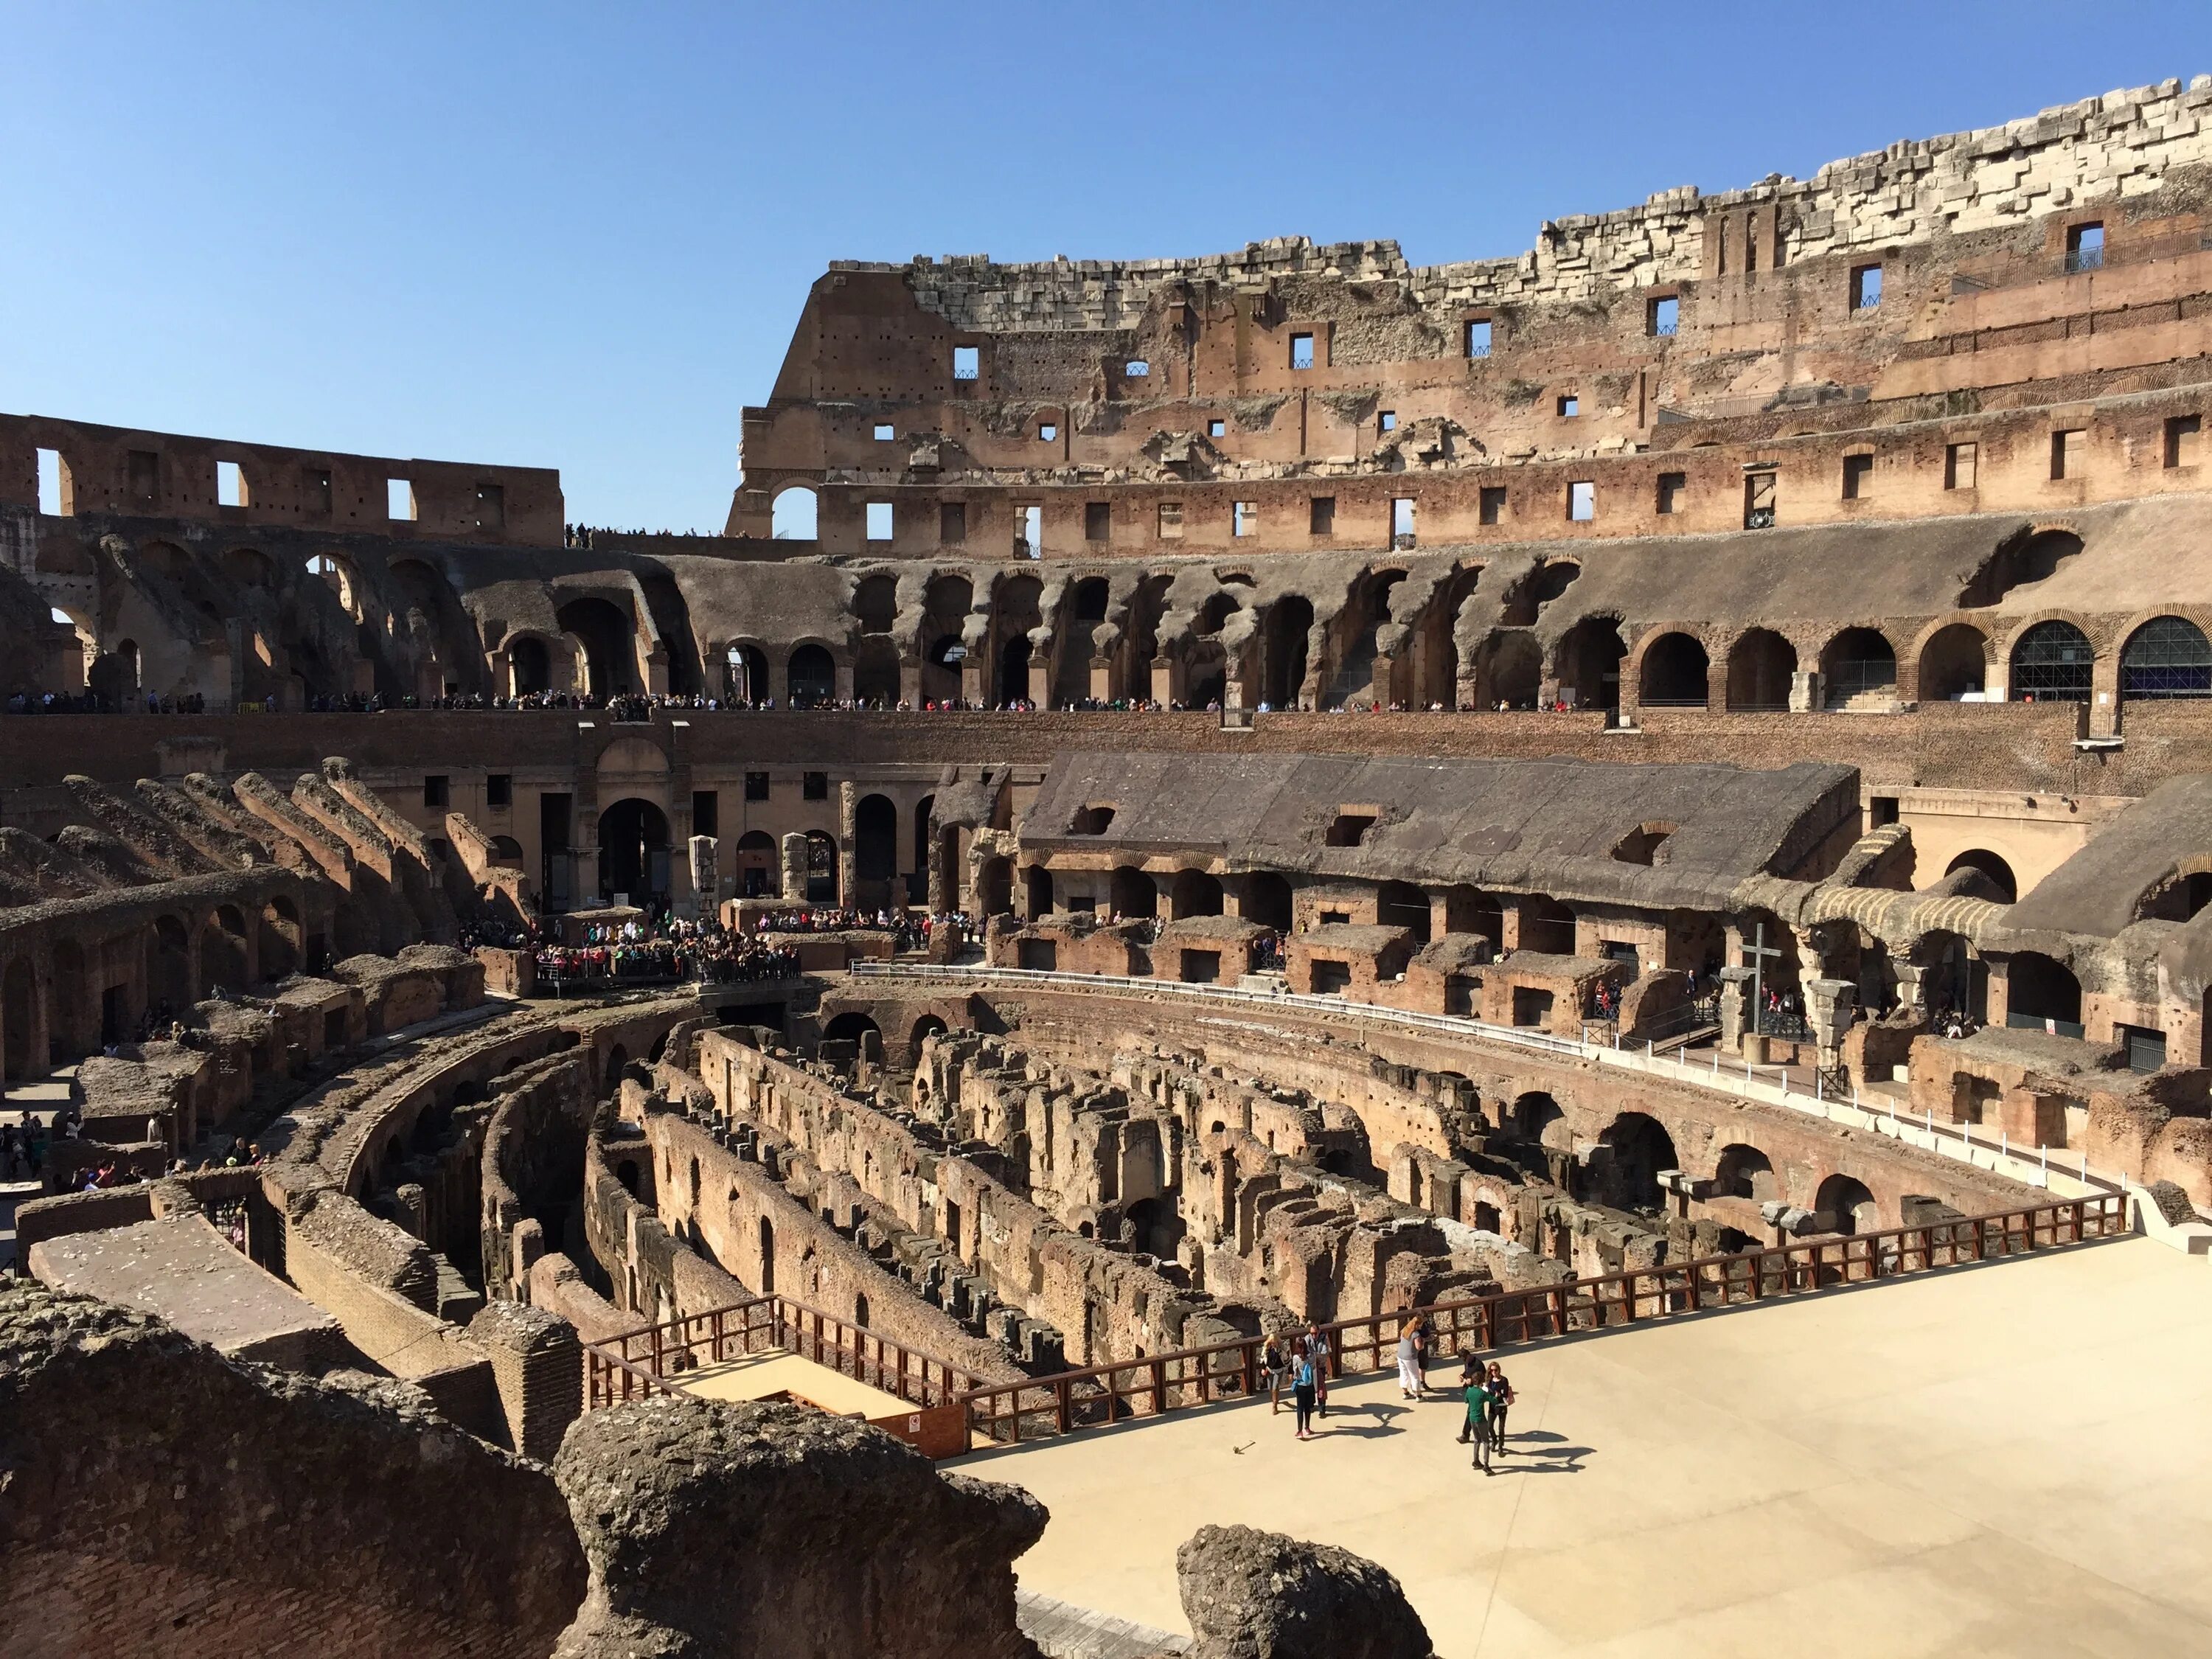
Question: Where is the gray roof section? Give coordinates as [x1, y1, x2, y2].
[2003, 775, 2212, 938]
[1023, 751, 1858, 911]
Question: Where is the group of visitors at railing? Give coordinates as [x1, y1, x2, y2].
[532, 916, 804, 987]
[751, 906, 964, 954]
[6, 689, 212, 714]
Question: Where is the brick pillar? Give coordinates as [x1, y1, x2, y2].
[837, 783, 859, 906]
[779, 832, 807, 902]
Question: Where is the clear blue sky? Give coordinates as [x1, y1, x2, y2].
[4, 1, 2208, 532]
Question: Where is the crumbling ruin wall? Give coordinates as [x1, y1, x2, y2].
[549, 1394, 1045, 1659]
[0, 1281, 585, 1659]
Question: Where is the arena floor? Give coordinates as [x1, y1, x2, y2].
[957, 1237, 2212, 1658]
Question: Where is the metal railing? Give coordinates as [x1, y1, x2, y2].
[954, 1192, 2125, 1447]
[583, 1290, 987, 1412]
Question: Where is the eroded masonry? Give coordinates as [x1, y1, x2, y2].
[7, 79, 2212, 1658]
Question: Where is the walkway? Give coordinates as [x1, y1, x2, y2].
[958, 1237, 2212, 1658]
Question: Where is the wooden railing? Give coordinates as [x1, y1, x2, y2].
[953, 1192, 2128, 1447]
[582, 1290, 987, 1413]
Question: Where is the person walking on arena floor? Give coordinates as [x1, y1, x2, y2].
[1484, 1361, 1516, 1454]
[1302, 1321, 1332, 1419]
[1397, 1312, 1427, 1399]
[1464, 1366, 1495, 1473]
[1264, 1332, 1290, 1413]
[1291, 1346, 1319, 1441]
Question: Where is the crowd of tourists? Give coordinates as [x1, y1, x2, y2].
[5, 689, 212, 714]
[751, 907, 963, 953]
[530, 915, 804, 987]
[1259, 1315, 1519, 1472]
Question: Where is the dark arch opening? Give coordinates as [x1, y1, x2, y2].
[2006, 951, 2081, 1028]
[1713, 1144, 1777, 1203]
[787, 643, 836, 707]
[1376, 880, 1431, 945]
[1599, 1112, 1679, 1211]
[853, 574, 897, 634]
[1725, 629, 1797, 711]
[1475, 629, 1543, 709]
[824, 1011, 880, 1048]
[1815, 1173, 1878, 1236]
[1520, 895, 1575, 955]
[1242, 872, 1293, 932]
[1918, 624, 1990, 702]
[1170, 869, 1223, 918]
[1945, 849, 2017, 904]
[1263, 597, 1313, 709]
[803, 830, 838, 904]
[555, 597, 633, 699]
[853, 637, 900, 707]
[1555, 617, 1626, 712]
[1960, 529, 2083, 609]
[1638, 631, 1710, 707]
[855, 794, 898, 889]
[1073, 577, 1109, 622]
[509, 636, 552, 695]
[1820, 627, 1897, 706]
[1110, 866, 1158, 919]
[597, 798, 671, 905]
[725, 643, 769, 704]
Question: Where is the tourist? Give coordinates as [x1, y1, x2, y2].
[1301, 1321, 1332, 1419]
[1290, 1346, 1318, 1441]
[1465, 1368, 1496, 1474]
[1454, 1351, 1482, 1442]
[1484, 1361, 1516, 1454]
[1396, 1312, 1427, 1399]
[1263, 1332, 1290, 1413]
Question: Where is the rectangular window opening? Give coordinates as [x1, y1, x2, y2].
[745, 771, 770, 801]
[473, 481, 504, 529]
[486, 773, 512, 810]
[1157, 501, 1184, 540]
[866, 501, 894, 541]
[1391, 497, 1416, 549]
[1841, 453, 1874, 501]
[1557, 394, 1579, 418]
[692, 790, 720, 839]
[2165, 414, 2202, 468]
[1478, 485, 1506, 526]
[1309, 496, 1336, 536]
[1017, 504, 1041, 559]
[1038, 422, 1057, 442]
[1945, 442, 1978, 491]
[939, 501, 967, 543]
[1085, 501, 1111, 541]
[302, 466, 332, 516]
[1648, 295, 1679, 336]
[1568, 481, 1596, 522]
[952, 345, 979, 381]
[1207, 418, 1226, 438]
[1656, 472, 1686, 515]
[1290, 332, 1315, 370]
[217, 459, 248, 508]
[387, 478, 416, 521]
[1465, 319, 1492, 358]
[802, 771, 829, 801]
[1378, 410, 1397, 434]
[1234, 501, 1257, 538]
[873, 422, 895, 441]
[423, 775, 449, 809]
[1124, 359, 1150, 378]
[35, 448, 65, 515]
[1850, 265, 1883, 310]
[2051, 428, 2086, 481]
[1744, 469, 1778, 529]
[2066, 222, 2104, 274]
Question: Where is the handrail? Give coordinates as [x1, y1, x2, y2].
[848, 963, 2130, 1199]
[582, 1287, 987, 1413]
[951, 1192, 2126, 1447]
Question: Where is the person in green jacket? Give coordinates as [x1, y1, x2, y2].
[1464, 1373, 1495, 1473]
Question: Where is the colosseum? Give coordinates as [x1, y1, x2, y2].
[7, 77, 2212, 1659]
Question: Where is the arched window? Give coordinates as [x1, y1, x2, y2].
[2120, 616, 2212, 700]
[771, 486, 818, 540]
[787, 643, 836, 707]
[2010, 621, 2094, 703]
[1637, 632, 1709, 707]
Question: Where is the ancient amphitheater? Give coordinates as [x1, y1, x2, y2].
[7, 79, 2212, 1659]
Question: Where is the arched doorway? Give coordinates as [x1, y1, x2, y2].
[734, 830, 776, 899]
[1555, 618, 1627, 712]
[1110, 866, 1158, 919]
[509, 636, 553, 696]
[724, 643, 768, 704]
[555, 597, 634, 699]
[1599, 1113, 1680, 1211]
[823, 1011, 880, 1053]
[1242, 872, 1293, 932]
[1376, 880, 1431, 944]
[853, 637, 900, 707]
[1264, 597, 1314, 708]
[854, 795, 898, 900]
[201, 906, 251, 993]
[804, 830, 838, 904]
[1815, 1174, 1878, 1236]
[1821, 627, 1897, 706]
[1520, 895, 1576, 954]
[2009, 622, 2093, 703]
[1473, 630, 1542, 708]
[976, 856, 1013, 917]
[1169, 869, 1223, 918]
[1945, 849, 2017, 904]
[787, 643, 836, 708]
[1638, 632, 1710, 707]
[1713, 1144, 1777, 1202]
[2006, 951, 2081, 1031]
[598, 799, 672, 905]
[1918, 625, 1989, 702]
[1725, 629, 1797, 711]
[997, 633, 1032, 706]
[2120, 616, 2212, 700]
[771, 486, 818, 540]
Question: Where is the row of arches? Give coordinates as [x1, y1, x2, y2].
[1624, 613, 2211, 710]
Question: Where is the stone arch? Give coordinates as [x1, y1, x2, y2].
[1498, 559, 1581, 626]
[787, 641, 837, 707]
[853, 636, 900, 707]
[200, 905, 251, 993]
[1725, 628, 1797, 711]
[1169, 869, 1223, 919]
[2008, 619, 2094, 703]
[507, 633, 555, 696]
[908, 1014, 948, 1060]
[1472, 628, 1543, 709]
[1110, 866, 1158, 919]
[1242, 871, 1293, 932]
[1511, 1091, 1569, 1151]
[771, 484, 818, 540]
[1916, 622, 1991, 703]
[1945, 849, 2017, 904]
[1814, 1173, 1879, 1236]
[734, 830, 776, 899]
[1553, 616, 1626, 712]
[1635, 629, 1711, 707]
[1375, 880, 1430, 944]
[1598, 1112, 1679, 1211]
[803, 830, 839, 904]
[1262, 595, 1315, 709]
[976, 855, 1013, 918]
[260, 896, 302, 979]
[1024, 863, 1056, 917]
[598, 798, 672, 905]
[723, 641, 770, 704]
[824, 1011, 880, 1048]
[2006, 950, 2081, 1026]
[147, 914, 194, 1015]
[1712, 1143, 1777, 1202]
[854, 794, 898, 892]
[1820, 627, 1897, 706]
[554, 596, 636, 700]
[1519, 895, 1576, 955]
[852, 573, 897, 634]
[2120, 615, 2212, 700]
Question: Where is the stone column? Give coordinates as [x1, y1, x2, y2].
[1089, 657, 1112, 703]
[1150, 656, 1178, 708]
[779, 832, 807, 902]
[837, 783, 859, 906]
[1719, 964, 1753, 1051]
[1789, 670, 1819, 712]
[1804, 976, 1858, 1071]
[687, 835, 719, 922]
